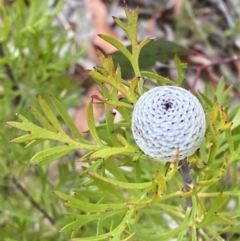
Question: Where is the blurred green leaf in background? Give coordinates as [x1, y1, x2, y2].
[0, 1, 85, 240]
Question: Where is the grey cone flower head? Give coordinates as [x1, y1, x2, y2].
[132, 86, 206, 162]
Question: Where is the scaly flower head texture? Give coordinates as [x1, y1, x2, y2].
[131, 86, 206, 162]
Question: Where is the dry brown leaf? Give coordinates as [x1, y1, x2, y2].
[85, 0, 122, 54]
[174, 0, 184, 15]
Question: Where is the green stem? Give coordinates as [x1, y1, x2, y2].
[129, 28, 143, 94]
[190, 196, 198, 241]
[198, 191, 237, 198]
[203, 139, 218, 171]
[134, 160, 141, 183]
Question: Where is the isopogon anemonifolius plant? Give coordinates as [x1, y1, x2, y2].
[132, 86, 206, 162]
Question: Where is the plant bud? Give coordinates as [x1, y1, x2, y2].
[132, 86, 206, 162]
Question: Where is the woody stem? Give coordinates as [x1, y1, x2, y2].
[179, 158, 193, 207]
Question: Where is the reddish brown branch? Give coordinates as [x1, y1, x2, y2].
[191, 55, 240, 92]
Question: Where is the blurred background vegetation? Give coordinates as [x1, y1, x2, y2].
[1, 0, 240, 240]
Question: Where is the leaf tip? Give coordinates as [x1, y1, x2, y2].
[109, 108, 117, 115]
[29, 162, 38, 167]
[52, 190, 57, 195]
[148, 36, 156, 40]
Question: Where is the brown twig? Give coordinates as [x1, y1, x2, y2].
[0, 44, 16, 83]
[12, 176, 55, 225]
[191, 55, 240, 92]
[0, 44, 21, 105]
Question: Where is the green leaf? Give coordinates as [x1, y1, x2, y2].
[113, 7, 138, 45]
[97, 50, 116, 76]
[197, 192, 230, 228]
[29, 106, 55, 131]
[37, 94, 64, 133]
[90, 146, 137, 160]
[197, 92, 213, 108]
[111, 208, 135, 241]
[210, 103, 220, 123]
[135, 217, 190, 241]
[231, 106, 240, 130]
[27, 0, 43, 24]
[87, 100, 103, 146]
[71, 208, 134, 241]
[6, 115, 97, 153]
[6, 119, 70, 143]
[30, 145, 80, 165]
[0, 56, 12, 64]
[99, 34, 132, 61]
[88, 69, 136, 103]
[47, 0, 64, 17]
[112, 40, 188, 76]
[62, 214, 94, 233]
[88, 172, 152, 190]
[155, 170, 167, 196]
[100, 86, 121, 146]
[228, 103, 240, 120]
[50, 94, 90, 144]
[121, 232, 136, 241]
[53, 191, 128, 213]
[0, 5, 10, 42]
[138, 37, 155, 50]
[129, 76, 140, 96]
[104, 157, 128, 182]
[141, 71, 176, 86]
[123, 7, 139, 45]
[92, 94, 133, 109]
[61, 211, 125, 233]
[90, 176, 125, 201]
[175, 55, 187, 86]
[24, 140, 43, 149]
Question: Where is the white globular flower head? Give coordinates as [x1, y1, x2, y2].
[131, 86, 206, 162]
